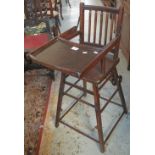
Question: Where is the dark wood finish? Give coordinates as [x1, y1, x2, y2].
[60, 120, 99, 143]
[59, 92, 85, 120]
[113, 68, 128, 113]
[80, 2, 84, 44]
[93, 11, 97, 43]
[29, 2, 127, 153]
[99, 11, 103, 45]
[29, 38, 105, 78]
[79, 3, 123, 48]
[59, 26, 80, 40]
[83, 80, 87, 96]
[88, 10, 92, 43]
[100, 88, 118, 113]
[24, 34, 55, 78]
[104, 12, 109, 45]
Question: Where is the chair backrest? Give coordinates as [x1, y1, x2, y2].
[77, 3, 124, 77]
[24, 0, 54, 21]
[79, 2, 124, 48]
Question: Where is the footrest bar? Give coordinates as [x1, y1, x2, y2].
[98, 74, 112, 90]
[100, 96, 123, 107]
[104, 111, 125, 143]
[65, 81, 94, 95]
[64, 92, 95, 108]
[60, 120, 99, 143]
[64, 79, 81, 94]
[60, 93, 85, 120]
[100, 88, 118, 113]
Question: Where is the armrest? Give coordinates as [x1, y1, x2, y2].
[80, 35, 121, 78]
[59, 26, 80, 40]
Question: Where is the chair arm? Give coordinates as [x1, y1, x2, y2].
[59, 26, 80, 40]
[80, 35, 121, 78]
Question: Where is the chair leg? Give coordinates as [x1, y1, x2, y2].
[83, 80, 87, 96]
[93, 83, 105, 153]
[55, 73, 65, 127]
[113, 68, 128, 114]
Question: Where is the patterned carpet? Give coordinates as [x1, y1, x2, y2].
[24, 69, 52, 155]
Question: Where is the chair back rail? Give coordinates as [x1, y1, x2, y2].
[78, 2, 124, 77]
[79, 3, 124, 48]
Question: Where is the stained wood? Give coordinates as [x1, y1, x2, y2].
[29, 3, 127, 153]
[99, 11, 103, 45]
[93, 11, 97, 43]
[104, 12, 109, 45]
[88, 10, 92, 43]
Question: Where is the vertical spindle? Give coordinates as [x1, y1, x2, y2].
[99, 11, 103, 45]
[93, 11, 97, 44]
[104, 12, 109, 45]
[88, 10, 92, 43]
